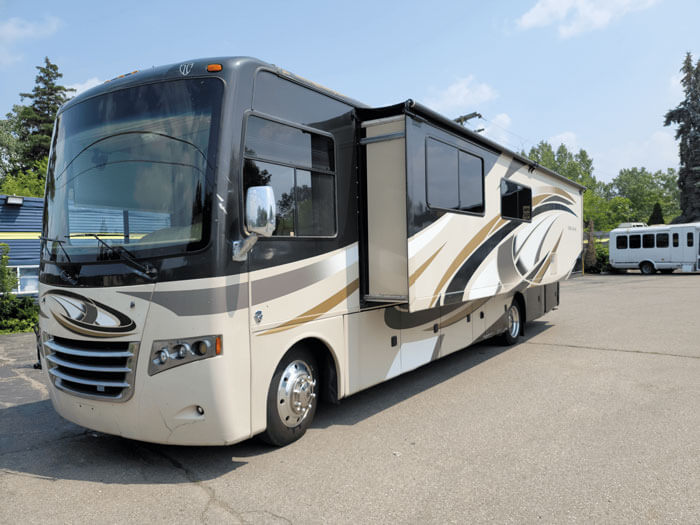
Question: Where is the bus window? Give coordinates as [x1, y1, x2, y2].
[630, 235, 641, 249]
[616, 235, 628, 249]
[643, 234, 655, 248]
[673, 233, 679, 247]
[688, 232, 694, 247]
[656, 233, 669, 248]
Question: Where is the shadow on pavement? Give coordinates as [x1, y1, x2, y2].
[0, 324, 552, 484]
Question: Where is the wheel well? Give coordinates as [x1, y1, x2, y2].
[514, 292, 526, 336]
[290, 337, 340, 405]
[639, 260, 656, 269]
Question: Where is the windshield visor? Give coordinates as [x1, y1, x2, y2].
[45, 78, 223, 263]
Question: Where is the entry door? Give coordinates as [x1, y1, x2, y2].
[670, 230, 685, 262]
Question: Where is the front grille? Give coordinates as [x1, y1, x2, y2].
[43, 336, 139, 402]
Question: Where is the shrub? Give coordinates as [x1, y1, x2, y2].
[584, 242, 611, 274]
[0, 293, 38, 333]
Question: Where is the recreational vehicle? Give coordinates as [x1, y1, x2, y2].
[38, 57, 584, 446]
[609, 222, 700, 274]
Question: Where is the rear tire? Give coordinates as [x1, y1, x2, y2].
[500, 300, 522, 346]
[640, 261, 655, 275]
[261, 347, 318, 447]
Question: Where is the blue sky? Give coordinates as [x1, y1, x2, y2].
[0, 0, 697, 182]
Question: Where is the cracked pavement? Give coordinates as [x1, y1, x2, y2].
[1, 273, 700, 523]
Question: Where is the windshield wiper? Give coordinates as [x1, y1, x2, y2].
[40, 235, 72, 263]
[66, 233, 158, 281]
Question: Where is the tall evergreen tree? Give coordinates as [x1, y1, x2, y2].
[647, 202, 664, 225]
[13, 57, 74, 171]
[664, 52, 700, 222]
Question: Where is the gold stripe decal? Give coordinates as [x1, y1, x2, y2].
[260, 279, 360, 336]
[408, 243, 445, 287]
[533, 232, 563, 284]
[430, 215, 501, 307]
[0, 231, 42, 240]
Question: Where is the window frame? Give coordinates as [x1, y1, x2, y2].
[688, 232, 694, 247]
[616, 235, 628, 250]
[673, 233, 679, 247]
[642, 234, 655, 249]
[499, 178, 533, 223]
[241, 111, 339, 239]
[424, 136, 486, 218]
[656, 233, 669, 248]
[629, 234, 641, 249]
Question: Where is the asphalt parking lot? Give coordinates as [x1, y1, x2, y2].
[1, 273, 699, 524]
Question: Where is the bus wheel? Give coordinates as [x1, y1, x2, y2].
[501, 300, 522, 346]
[640, 262, 655, 275]
[261, 347, 318, 446]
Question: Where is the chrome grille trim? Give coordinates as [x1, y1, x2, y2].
[43, 336, 139, 402]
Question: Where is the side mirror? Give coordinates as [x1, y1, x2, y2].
[246, 186, 276, 237]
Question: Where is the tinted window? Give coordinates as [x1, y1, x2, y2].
[458, 151, 484, 213]
[245, 116, 334, 171]
[630, 235, 641, 249]
[643, 234, 655, 248]
[501, 179, 532, 221]
[656, 233, 669, 248]
[616, 235, 628, 249]
[688, 232, 694, 247]
[426, 138, 459, 209]
[673, 233, 679, 247]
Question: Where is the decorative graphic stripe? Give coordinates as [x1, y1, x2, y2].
[532, 203, 577, 218]
[409, 243, 445, 287]
[537, 186, 576, 203]
[533, 232, 563, 284]
[0, 232, 41, 240]
[122, 283, 247, 316]
[435, 298, 490, 330]
[260, 279, 360, 336]
[443, 221, 520, 304]
[430, 215, 501, 307]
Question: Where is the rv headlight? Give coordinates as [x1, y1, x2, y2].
[148, 335, 222, 376]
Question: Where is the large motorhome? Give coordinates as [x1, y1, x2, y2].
[38, 57, 584, 446]
[609, 222, 700, 274]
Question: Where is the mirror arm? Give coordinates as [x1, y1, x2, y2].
[232, 234, 259, 262]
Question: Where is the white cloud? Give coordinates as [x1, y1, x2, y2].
[482, 113, 513, 148]
[549, 131, 579, 151]
[67, 77, 103, 95]
[595, 128, 678, 182]
[425, 76, 497, 117]
[0, 16, 61, 66]
[516, 0, 660, 38]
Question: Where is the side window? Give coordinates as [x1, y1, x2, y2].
[673, 233, 679, 247]
[642, 234, 655, 248]
[425, 138, 484, 214]
[500, 179, 532, 221]
[616, 235, 628, 249]
[243, 115, 336, 237]
[656, 233, 669, 248]
[688, 232, 694, 247]
[630, 235, 641, 249]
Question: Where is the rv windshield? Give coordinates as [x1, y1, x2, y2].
[44, 78, 223, 263]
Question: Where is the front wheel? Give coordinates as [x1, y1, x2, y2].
[500, 300, 522, 346]
[261, 347, 318, 447]
[640, 261, 655, 275]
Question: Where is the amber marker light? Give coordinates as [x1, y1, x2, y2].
[207, 64, 222, 72]
[215, 336, 222, 355]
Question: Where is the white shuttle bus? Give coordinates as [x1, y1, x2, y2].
[609, 222, 700, 274]
[38, 57, 584, 446]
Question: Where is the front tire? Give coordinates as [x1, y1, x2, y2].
[640, 261, 655, 275]
[261, 347, 318, 447]
[501, 300, 522, 346]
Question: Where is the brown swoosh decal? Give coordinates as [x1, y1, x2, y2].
[430, 215, 501, 307]
[532, 232, 564, 284]
[260, 279, 360, 336]
[409, 243, 446, 287]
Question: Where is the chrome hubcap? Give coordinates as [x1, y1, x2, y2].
[277, 359, 316, 428]
[508, 304, 520, 338]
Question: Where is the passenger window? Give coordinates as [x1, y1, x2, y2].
[500, 179, 532, 221]
[673, 233, 679, 247]
[642, 234, 655, 248]
[688, 232, 694, 247]
[616, 236, 628, 249]
[425, 138, 485, 214]
[243, 115, 336, 237]
[656, 233, 669, 248]
[629, 235, 641, 249]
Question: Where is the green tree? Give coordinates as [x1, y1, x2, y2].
[664, 52, 700, 222]
[0, 158, 47, 197]
[609, 167, 680, 223]
[0, 243, 17, 295]
[648, 202, 664, 225]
